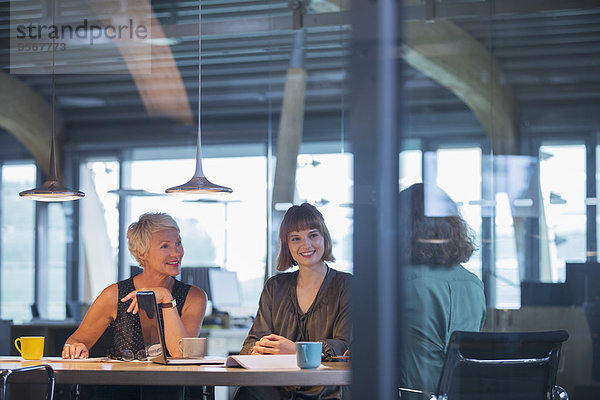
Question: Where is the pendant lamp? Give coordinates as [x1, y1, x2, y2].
[165, 1, 232, 195]
[19, 0, 84, 202]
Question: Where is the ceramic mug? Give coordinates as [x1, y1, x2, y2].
[178, 337, 207, 358]
[295, 341, 322, 369]
[14, 336, 45, 360]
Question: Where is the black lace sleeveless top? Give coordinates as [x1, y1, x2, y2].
[108, 277, 191, 357]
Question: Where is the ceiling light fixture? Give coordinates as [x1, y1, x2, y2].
[165, 1, 232, 195]
[19, 0, 84, 202]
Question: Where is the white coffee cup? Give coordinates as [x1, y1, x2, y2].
[178, 337, 207, 358]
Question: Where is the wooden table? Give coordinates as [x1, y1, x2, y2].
[0, 357, 351, 399]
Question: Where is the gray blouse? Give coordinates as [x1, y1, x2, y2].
[241, 266, 352, 357]
[238, 266, 352, 399]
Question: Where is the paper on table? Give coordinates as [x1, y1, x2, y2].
[43, 357, 109, 362]
[225, 354, 302, 369]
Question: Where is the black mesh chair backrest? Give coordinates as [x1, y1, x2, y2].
[437, 330, 569, 400]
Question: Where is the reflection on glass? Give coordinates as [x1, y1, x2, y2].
[488, 154, 540, 309]
[422, 149, 525, 308]
[493, 191, 520, 309]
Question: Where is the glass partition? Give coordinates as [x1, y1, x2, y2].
[397, 2, 600, 397]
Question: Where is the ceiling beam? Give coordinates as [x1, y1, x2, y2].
[403, 19, 518, 154]
[271, 66, 307, 206]
[0, 71, 58, 177]
[85, 0, 194, 125]
[272, 30, 307, 208]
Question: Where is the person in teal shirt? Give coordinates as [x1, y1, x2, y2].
[398, 183, 486, 399]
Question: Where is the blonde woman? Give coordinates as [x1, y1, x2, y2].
[62, 212, 207, 399]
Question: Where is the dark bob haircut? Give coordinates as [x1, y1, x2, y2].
[276, 203, 335, 271]
[399, 183, 476, 266]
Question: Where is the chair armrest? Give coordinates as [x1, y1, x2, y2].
[398, 387, 438, 400]
[1, 364, 55, 400]
[552, 385, 569, 400]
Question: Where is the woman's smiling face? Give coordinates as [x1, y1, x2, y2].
[287, 228, 325, 269]
[138, 228, 184, 276]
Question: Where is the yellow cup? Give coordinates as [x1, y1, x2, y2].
[14, 336, 45, 360]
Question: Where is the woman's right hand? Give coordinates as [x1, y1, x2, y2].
[62, 342, 89, 359]
[120, 287, 173, 315]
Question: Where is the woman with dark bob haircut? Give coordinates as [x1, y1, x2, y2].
[236, 203, 352, 400]
[398, 183, 486, 399]
[276, 202, 336, 270]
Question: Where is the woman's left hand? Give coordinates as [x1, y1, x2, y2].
[252, 334, 295, 355]
[120, 287, 173, 314]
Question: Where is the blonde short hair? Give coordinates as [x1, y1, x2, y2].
[127, 212, 180, 265]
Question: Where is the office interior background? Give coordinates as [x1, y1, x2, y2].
[1, 0, 600, 398]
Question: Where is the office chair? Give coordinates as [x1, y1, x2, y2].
[399, 330, 569, 400]
[0, 364, 55, 400]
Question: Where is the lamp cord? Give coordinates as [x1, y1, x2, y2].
[193, 0, 204, 178]
[49, 0, 57, 181]
[52, 0, 55, 131]
[198, 0, 202, 136]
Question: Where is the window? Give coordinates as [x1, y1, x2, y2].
[399, 149, 422, 191]
[539, 144, 587, 281]
[46, 203, 67, 319]
[1, 163, 36, 322]
[420, 148, 524, 308]
[127, 155, 267, 316]
[80, 159, 120, 300]
[427, 148, 483, 278]
[295, 152, 354, 273]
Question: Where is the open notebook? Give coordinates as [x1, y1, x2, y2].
[136, 290, 225, 365]
[225, 354, 300, 369]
